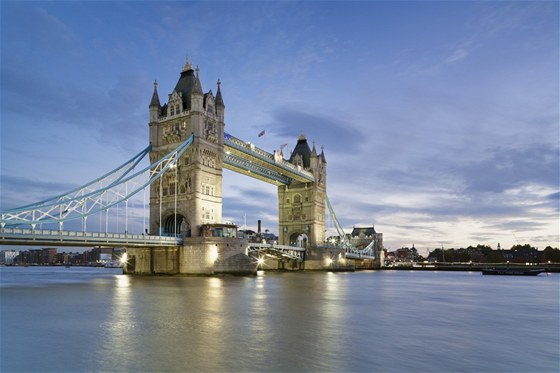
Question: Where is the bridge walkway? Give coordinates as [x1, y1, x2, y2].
[0, 227, 182, 247]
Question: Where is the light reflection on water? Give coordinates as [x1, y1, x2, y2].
[1, 267, 558, 373]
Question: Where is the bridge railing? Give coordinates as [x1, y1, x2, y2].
[247, 243, 306, 261]
[224, 134, 314, 182]
[223, 153, 291, 185]
[0, 227, 182, 247]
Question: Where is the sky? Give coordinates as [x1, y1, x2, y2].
[1, 1, 558, 253]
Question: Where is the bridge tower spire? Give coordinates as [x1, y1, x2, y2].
[148, 57, 225, 238]
[278, 133, 327, 248]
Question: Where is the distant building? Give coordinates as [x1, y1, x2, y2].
[1, 249, 20, 264]
[349, 225, 383, 253]
[14, 248, 57, 265]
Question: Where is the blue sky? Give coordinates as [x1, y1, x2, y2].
[1, 1, 558, 252]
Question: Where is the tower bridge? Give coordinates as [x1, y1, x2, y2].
[0, 56, 381, 274]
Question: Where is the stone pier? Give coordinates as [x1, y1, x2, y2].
[124, 237, 255, 275]
[304, 247, 356, 271]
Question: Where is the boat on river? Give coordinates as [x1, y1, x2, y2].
[481, 268, 545, 276]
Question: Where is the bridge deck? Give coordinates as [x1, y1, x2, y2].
[224, 134, 314, 185]
[247, 242, 306, 261]
[0, 228, 182, 247]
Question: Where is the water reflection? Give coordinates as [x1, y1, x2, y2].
[247, 271, 271, 359]
[3, 269, 556, 372]
[97, 275, 134, 371]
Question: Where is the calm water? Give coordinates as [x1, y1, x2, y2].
[1, 267, 558, 373]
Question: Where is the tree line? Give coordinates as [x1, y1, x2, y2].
[425, 244, 560, 263]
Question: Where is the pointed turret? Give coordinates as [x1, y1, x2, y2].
[193, 65, 203, 95]
[320, 146, 327, 163]
[215, 79, 225, 122]
[191, 65, 204, 111]
[215, 79, 224, 108]
[150, 80, 161, 107]
[289, 133, 312, 169]
[173, 54, 203, 111]
[149, 80, 161, 123]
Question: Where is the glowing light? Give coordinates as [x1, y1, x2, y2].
[326, 257, 333, 265]
[209, 277, 222, 288]
[209, 245, 219, 263]
[116, 275, 130, 288]
[257, 257, 265, 266]
[120, 252, 128, 265]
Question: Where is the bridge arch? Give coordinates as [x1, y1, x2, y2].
[289, 232, 308, 248]
[164, 214, 191, 237]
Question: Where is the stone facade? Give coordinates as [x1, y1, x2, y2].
[148, 57, 225, 238]
[278, 134, 327, 248]
[124, 237, 254, 275]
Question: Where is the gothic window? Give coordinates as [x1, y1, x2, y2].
[294, 194, 302, 204]
[293, 207, 301, 220]
[170, 107, 175, 116]
[204, 121, 217, 142]
[175, 105, 180, 115]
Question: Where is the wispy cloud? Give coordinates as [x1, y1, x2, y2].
[445, 48, 468, 63]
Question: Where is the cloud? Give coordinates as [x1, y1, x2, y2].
[0, 175, 78, 210]
[266, 107, 366, 155]
[33, 7, 79, 46]
[1, 64, 151, 155]
[445, 48, 468, 63]
[460, 143, 559, 194]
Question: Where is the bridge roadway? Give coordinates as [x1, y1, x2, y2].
[0, 227, 182, 247]
[0, 228, 308, 261]
[247, 242, 305, 261]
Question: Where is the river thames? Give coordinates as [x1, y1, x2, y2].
[1, 266, 558, 372]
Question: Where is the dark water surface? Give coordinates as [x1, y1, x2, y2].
[1, 266, 558, 372]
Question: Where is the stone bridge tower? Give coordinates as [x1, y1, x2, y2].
[278, 134, 327, 248]
[148, 56, 225, 237]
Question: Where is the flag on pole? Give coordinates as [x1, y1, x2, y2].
[258, 130, 265, 137]
[280, 143, 288, 150]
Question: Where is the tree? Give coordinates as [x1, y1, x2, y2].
[542, 246, 560, 263]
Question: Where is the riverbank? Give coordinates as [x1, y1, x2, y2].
[382, 262, 560, 273]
